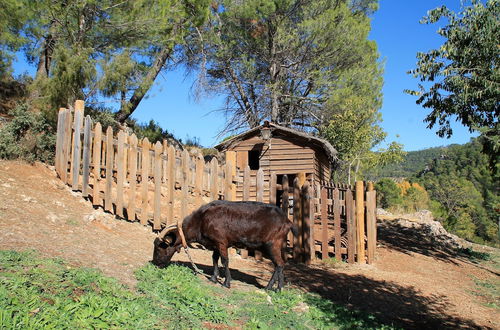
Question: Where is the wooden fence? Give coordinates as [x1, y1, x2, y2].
[55, 100, 376, 265]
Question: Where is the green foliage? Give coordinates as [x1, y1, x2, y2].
[375, 179, 403, 209]
[0, 250, 168, 329]
[135, 263, 229, 326]
[406, 0, 500, 164]
[416, 139, 499, 245]
[1, 250, 396, 329]
[0, 103, 56, 163]
[322, 108, 405, 183]
[0, 0, 28, 75]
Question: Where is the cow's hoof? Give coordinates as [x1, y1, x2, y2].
[222, 282, 231, 289]
[209, 275, 218, 283]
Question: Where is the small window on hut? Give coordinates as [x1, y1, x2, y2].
[248, 150, 260, 170]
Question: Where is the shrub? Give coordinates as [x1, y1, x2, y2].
[0, 103, 56, 163]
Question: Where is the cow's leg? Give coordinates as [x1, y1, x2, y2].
[266, 241, 286, 291]
[210, 250, 220, 283]
[219, 246, 231, 288]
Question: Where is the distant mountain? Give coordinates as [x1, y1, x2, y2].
[366, 145, 460, 179]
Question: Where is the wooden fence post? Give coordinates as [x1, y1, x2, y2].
[116, 131, 126, 217]
[224, 160, 233, 201]
[254, 168, 264, 261]
[153, 142, 163, 230]
[167, 145, 175, 224]
[140, 138, 150, 225]
[293, 177, 302, 262]
[302, 182, 313, 264]
[333, 187, 341, 261]
[104, 126, 114, 213]
[270, 172, 277, 205]
[61, 109, 73, 184]
[346, 188, 356, 263]
[195, 152, 204, 208]
[71, 100, 84, 190]
[55, 108, 65, 177]
[127, 134, 138, 221]
[81, 115, 92, 197]
[282, 175, 291, 250]
[366, 189, 377, 264]
[320, 185, 328, 260]
[210, 158, 218, 200]
[92, 123, 102, 207]
[240, 165, 251, 259]
[355, 181, 365, 264]
[181, 149, 190, 220]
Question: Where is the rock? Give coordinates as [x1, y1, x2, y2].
[292, 302, 309, 314]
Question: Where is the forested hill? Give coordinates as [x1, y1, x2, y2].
[367, 145, 459, 179]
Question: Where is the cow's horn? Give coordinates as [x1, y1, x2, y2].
[157, 224, 178, 244]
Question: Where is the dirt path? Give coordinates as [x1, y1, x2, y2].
[0, 160, 498, 329]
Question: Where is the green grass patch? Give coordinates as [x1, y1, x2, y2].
[1, 250, 396, 329]
[458, 247, 492, 262]
[471, 277, 500, 310]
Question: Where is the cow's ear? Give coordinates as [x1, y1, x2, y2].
[154, 237, 168, 248]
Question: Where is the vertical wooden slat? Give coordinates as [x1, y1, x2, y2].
[224, 160, 233, 201]
[356, 181, 365, 264]
[167, 145, 175, 224]
[256, 168, 264, 202]
[243, 166, 250, 200]
[293, 177, 302, 262]
[140, 138, 151, 225]
[162, 140, 168, 183]
[346, 188, 356, 263]
[55, 108, 65, 176]
[153, 142, 162, 230]
[127, 134, 138, 221]
[254, 168, 264, 260]
[333, 188, 341, 261]
[81, 115, 92, 197]
[320, 186, 328, 260]
[366, 190, 376, 264]
[302, 182, 313, 264]
[71, 101, 84, 190]
[181, 149, 190, 220]
[115, 131, 126, 217]
[61, 109, 72, 184]
[210, 158, 218, 200]
[240, 165, 250, 259]
[195, 152, 204, 208]
[282, 175, 291, 249]
[92, 123, 102, 206]
[270, 172, 277, 205]
[104, 126, 114, 213]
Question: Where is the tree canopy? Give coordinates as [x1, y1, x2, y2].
[406, 0, 499, 167]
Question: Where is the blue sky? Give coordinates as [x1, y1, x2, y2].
[13, 0, 477, 151]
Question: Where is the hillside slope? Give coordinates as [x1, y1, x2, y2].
[0, 160, 498, 329]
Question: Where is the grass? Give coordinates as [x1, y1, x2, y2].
[471, 277, 500, 310]
[0, 250, 396, 329]
[458, 247, 492, 262]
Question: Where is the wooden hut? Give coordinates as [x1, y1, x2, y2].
[215, 121, 338, 203]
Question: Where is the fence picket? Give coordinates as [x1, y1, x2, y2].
[71, 101, 84, 190]
[320, 186, 328, 260]
[61, 109, 72, 184]
[154, 142, 162, 230]
[346, 189, 355, 263]
[104, 126, 114, 212]
[167, 145, 175, 224]
[92, 123, 102, 206]
[141, 138, 150, 225]
[210, 158, 218, 200]
[302, 182, 313, 264]
[293, 177, 302, 261]
[127, 134, 138, 221]
[116, 131, 126, 217]
[81, 116, 92, 197]
[366, 190, 376, 264]
[333, 188, 341, 261]
[355, 181, 365, 264]
[181, 149, 190, 220]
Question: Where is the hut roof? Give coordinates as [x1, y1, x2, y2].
[214, 122, 338, 163]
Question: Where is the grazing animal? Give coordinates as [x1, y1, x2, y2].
[152, 200, 297, 290]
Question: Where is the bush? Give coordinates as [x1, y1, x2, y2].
[375, 178, 402, 210]
[0, 103, 56, 163]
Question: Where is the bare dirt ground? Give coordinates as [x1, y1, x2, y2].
[1, 160, 498, 329]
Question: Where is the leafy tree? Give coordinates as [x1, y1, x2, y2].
[375, 178, 402, 210]
[406, 0, 499, 167]
[0, 0, 28, 75]
[322, 107, 405, 183]
[188, 0, 382, 133]
[4, 0, 210, 122]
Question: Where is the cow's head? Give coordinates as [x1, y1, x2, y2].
[152, 226, 181, 267]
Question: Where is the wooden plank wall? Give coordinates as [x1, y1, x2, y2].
[54, 100, 234, 231]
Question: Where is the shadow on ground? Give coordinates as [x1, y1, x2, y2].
[171, 259, 487, 329]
